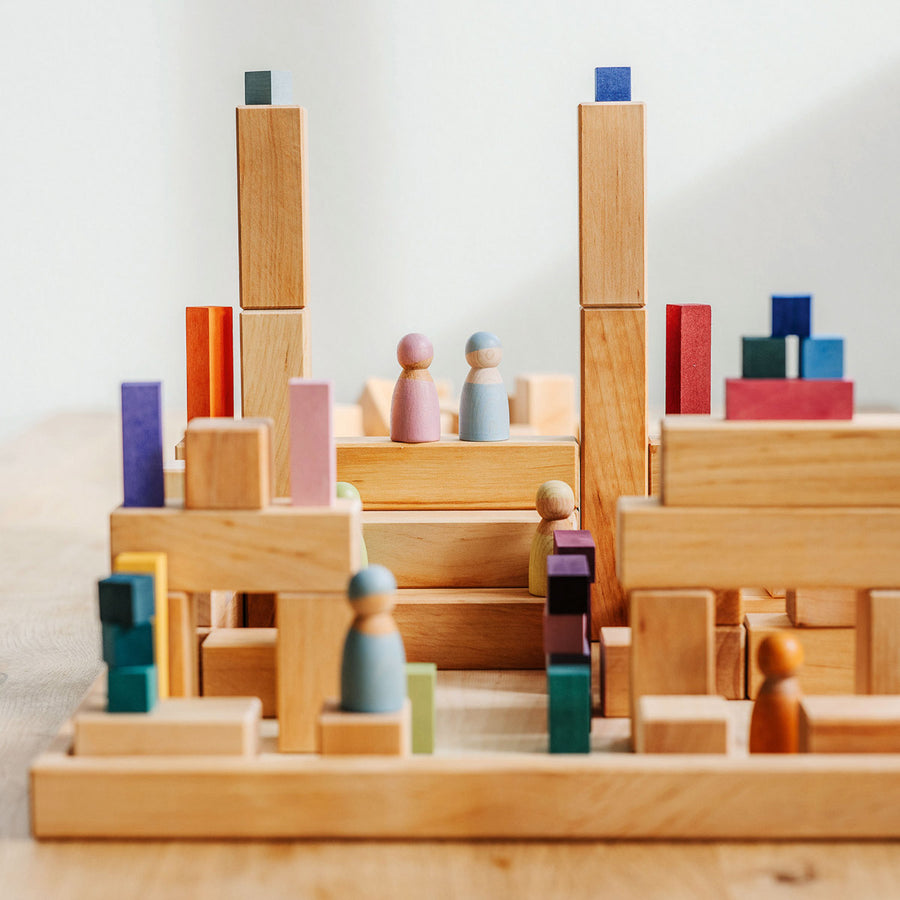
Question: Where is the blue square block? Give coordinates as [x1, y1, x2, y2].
[107, 665, 157, 713]
[548, 664, 591, 754]
[244, 70, 293, 105]
[595, 67, 631, 102]
[801, 336, 844, 379]
[771, 295, 812, 339]
[102, 622, 155, 668]
[741, 336, 787, 379]
[98, 573, 155, 627]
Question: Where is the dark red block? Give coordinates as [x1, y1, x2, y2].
[725, 378, 853, 420]
[666, 304, 712, 414]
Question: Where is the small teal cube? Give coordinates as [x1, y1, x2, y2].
[801, 336, 844, 379]
[595, 67, 631, 102]
[107, 665, 158, 713]
[244, 70, 293, 105]
[102, 622, 155, 668]
[548, 664, 591, 753]
[98, 573, 155, 627]
[742, 336, 786, 379]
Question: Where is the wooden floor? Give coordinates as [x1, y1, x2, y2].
[4, 414, 900, 897]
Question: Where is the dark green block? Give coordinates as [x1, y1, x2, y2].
[98, 573, 155, 627]
[406, 662, 436, 754]
[102, 622, 155, 668]
[548, 664, 591, 754]
[107, 665, 158, 713]
[741, 337, 786, 378]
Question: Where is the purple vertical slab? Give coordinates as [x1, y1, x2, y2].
[553, 530, 596, 581]
[121, 382, 164, 507]
[546, 554, 591, 616]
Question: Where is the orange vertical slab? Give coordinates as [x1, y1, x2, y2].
[186, 306, 234, 421]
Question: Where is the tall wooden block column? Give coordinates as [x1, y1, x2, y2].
[857, 590, 900, 694]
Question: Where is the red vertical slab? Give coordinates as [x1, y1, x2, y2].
[289, 379, 335, 506]
[666, 304, 711, 414]
[186, 306, 234, 421]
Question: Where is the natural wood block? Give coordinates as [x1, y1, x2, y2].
[661, 414, 900, 507]
[240, 309, 311, 497]
[185, 307, 234, 420]
[635, 695, 730, 754]
[665, 304, 711, 414]
[742, 587, 787, 615]
[512, 374, 576, 435]
[600, 626, 630, 717]
[110, 499, 360, 593]
[236, 105, 307, 309]
[202, 628, 276, 716]
[163, 461, 184, 503]
[334, 403, 364, 437]
[277, 592, 352, 752]
[746, 613, 853, 699]
[174, 438, 184, 461]
[195, 591, 243, 629]
[319, 698, 411, 756]
[786, 588, 857, 627]
[648, 435, 660, 498]
[715, 589, 743, 626]
[245, 592, 276, 627]
[289, 379, 335, 507]
[337, 437, 579, 510]
[74, 697, 261, 756]
[578, 102, 645, 307]
[618, 497, 900, 589]
[716, 624, 746, 701]
[857, 590, 900, 694]
[363, 509, 537, 588]
[800, 696, 900, 753]
[167, 591, 198, 697]
[581, 308, 647, 630]
[725, 378, 853, 421]
[394, 588, 544, 669]
[358, 378, 394, 437]
[184, 418, 272, 510]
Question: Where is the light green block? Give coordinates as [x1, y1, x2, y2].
[406, 662, 436, 754]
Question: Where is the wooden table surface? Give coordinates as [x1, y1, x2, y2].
[2, 414, 899, 898]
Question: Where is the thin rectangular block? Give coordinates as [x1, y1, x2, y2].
[289, 379, 335, 506]
[102, 623, 154, 669]
[635, 695, 730, 754]
[244, 70, 292, 105]
[167, 591, 198, 697]
[548, 665, 591, 753]
[107, 665, 157, 713]
[202, 628, 276, 716]
[319, 698, 411, 756]
[237, 105, 308, 309]
[98, 574, 155, 628]
[337, 437, 579, 510]
[715, 589, 743, 626]
[245, 592, 276, 627]
[547, 555, 591, 616]
[553, 530, 596, 581]
[186, 306, 234, 420]
[511, 374, 576, 435]
[600, 627, 630, 717]
[543, 610, 589, 656]
[772, 295, 812, 339]
[741, 337, 786, 379]
[121, 383, 164, 507]
[857, 590, 900, 694]
[665, 304, 711, 414]
[75, 697, 261, 756]
[648, 434, 660, 497]
[579, 102, 645, 306]
[800, 696, 900, 753]
[786, 588, 856, 627]
[801, 336, 844, 379]
[725, 378, 853, 420]
[164, 461, 184, 503]
[184, 417, 272, 510]
[195, 591, 243, 628]
[595, 66, 631, 102]
[241, 310, 311, 497]
[581, 308, 647, 630]
[715, 624, 746, 701]
[406, 663, 436, 754]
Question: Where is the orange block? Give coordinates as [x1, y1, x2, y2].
[186, 307, 234, 421]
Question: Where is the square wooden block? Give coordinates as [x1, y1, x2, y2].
[635, 695, 731, 754]
[318, 698, 411, 756]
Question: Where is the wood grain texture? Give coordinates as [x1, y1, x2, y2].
[786, 587, 857, 627]
[635, 695, 730, 754]
[581, 308, 647, 630]
[600, 626, 631, 717]
[337, 437, 579, 510]
[648, 434, 660, 497]
[319, 698, 411, 756]
[201, 628, 276, 716]
[236, 105, 307, 309]
[856, 590, 900, 694]
[716, 624, 746, 701]
[800, 696, 900, 753]
[167, 591, 198, 697]
[512, 374, 577, 435]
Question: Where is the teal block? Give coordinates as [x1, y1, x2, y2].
[548, 664, 591, 754]
[406, 662, 436, 754]
[107, 665, 157, 713]
[98, 573, 155, 627]
[741, 336, 786, 379]
[244, 70, 293, 105]
[102, 622, 155, 668]
[801, 336, 844, 379]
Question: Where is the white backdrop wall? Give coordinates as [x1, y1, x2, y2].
[2, 1, 899, 439]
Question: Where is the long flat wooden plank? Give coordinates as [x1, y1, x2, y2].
[617, 496, 900, 589]
[661, 414, 900, 507]
[336, 437, 578, 510]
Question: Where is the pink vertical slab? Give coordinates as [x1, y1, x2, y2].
[289, 379, 336, 506]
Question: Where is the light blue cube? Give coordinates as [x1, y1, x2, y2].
[800, 336, 844, 379]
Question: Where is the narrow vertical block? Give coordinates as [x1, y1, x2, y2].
[101, 622, 154, 668]
[741, 337, 787, 379]
[244, 70, 293, 105]
[581, 307, 647, 630]
[725, 378, 854, 420]
[121, 383, 164, 507]
[548, 664, 591, 753]
[406, 662, 436, 754]
[289, 379, 336, 506]
[241, 309, 311, 497]
[552, 530, 596, 581]
[715, 624, 746, 701]
[665, 304, 711, 414]
[594, 66, 631, 102]
[236, 105, 308, 309]
[186, 307, 234, 420]
[543, 609, 589, 656]
[578, 103, 645, 306]
[771, 295, 812, 339]
[546, 555, 591, 615]
[600, 626, 631, 717]
[98, 574, 155, 628]
[635, 695, 730, 754]
[715, 589, 743, 626]
[167, 591, 198, 697]
[801, 336, 844, 379]
[856, 590, 900, 694]
[107, 665, 158, 713]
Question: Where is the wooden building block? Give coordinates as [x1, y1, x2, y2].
[99, 573, 155, 628]
[277, 592, 352, 752]
[801, 336, 844, 379]
[184, 417, 272, 510]
[186, 307, 234, 420]
[857, 590, 900, 694]
[334, 403, 364, 437]
[543, 610, 589, 656]
[741, 337, 787, 379]
[665, 304, 711, 414]
[547, 554, 591, 615]
[195, 591, 243, 628]
[244, 70, 292, 105]
[742, 587, 787, 615]
[800, 696, 900, 753]
[236, 105, 307, 309]
[289, 379, 335, 506]
[512, 374, 577, 435]
[164, 461, 184, 503]
[786, 588, 856, 627]
[581, 308, 647, 630]
[771, 294, 812, 339]
[548, 664, 591, 753]
[319, 698, 411, 756]
[202, 628, 276, 717]
[715, 589, 743, 626]
[725, 378, 853, 421]
[121, 382, 164, 507]
[74, 697, 261, 756]
[107, 665, 157, 713]
[406, 663, 436, 754]
[661, 415, 900, 507]
[110, 499, 360, 593]
[337, 437, 579, 510]
[746, 613, 853, 699]
[716, 624, 746, 701]
[600, 626, 630, 717]
[630, 590, 715, 719]
[358, 378, 394, 437]
[167, 591, 198, 697]
[101, 622, 154, 669]
[553, 529, 596, 580]
[240, 309, 311, 497]
[245, 592, 276, 627]
[648, 434, 660, 497]
[578, 102, 645, 306]
[635, 695, 730, 754]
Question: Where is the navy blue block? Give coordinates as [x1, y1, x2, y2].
[595, 67, 631, 102]
[107, 665, 158, 713]
[98, 573, 155, 627]
[102, 621, 155, 668]
[547, 554, 591, 615]
[244, 70, 293, 105]
[121, 382, 164, 507]
[800, 336, 844, 379]
[771, 295, 812, 339]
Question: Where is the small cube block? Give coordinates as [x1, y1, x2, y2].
[101, 622, 155, 668]
[406, 662, 436, 754]
[546, 554, 591, 615]
[800, 336, 844, 379]
[548, 664, 591, 753]
[742, 337, 786, 379]
[107, 665, 158, 713]
[98, 574, 155, 627]
[543, 609, 589, 656]
[635, 695, 731, 754]
[244, 70, 293, 105]
[594, 66, 631, 102]
[553, 530, 596, 581]
[771, 295, 812, 339]
[318, 698, 411, 756]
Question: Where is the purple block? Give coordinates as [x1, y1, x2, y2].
[543, 609, 588, 656]
[547, 554, 591, 616]
[121, 382, 164, 507]
[553, 530, 596, 581]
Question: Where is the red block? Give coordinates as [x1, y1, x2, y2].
[186, 307, 234, 421]
[725, 378, 853, 420]
[666, 304, 711, 414]
[543, 609, 589, 656]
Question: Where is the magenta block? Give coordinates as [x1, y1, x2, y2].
[289, 379, 336, 506]
[553, 530, 596, 581]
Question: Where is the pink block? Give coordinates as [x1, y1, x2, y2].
[289, 379, 336, 506]
[725, 378, 853, 420]
[543, 609, 589, 656]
